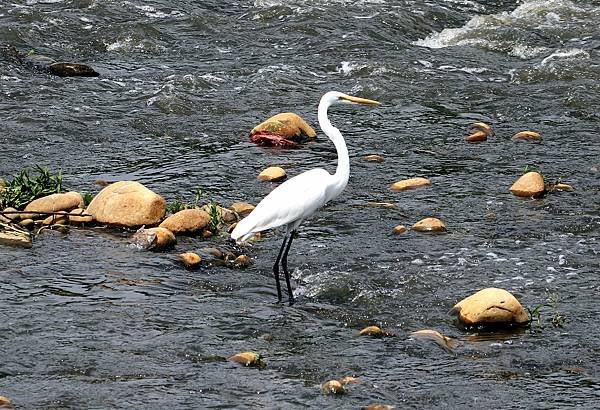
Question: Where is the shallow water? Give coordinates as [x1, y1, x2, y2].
[1, 0, 599, 408]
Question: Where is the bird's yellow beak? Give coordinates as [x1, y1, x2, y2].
[340, 95, 380, 105]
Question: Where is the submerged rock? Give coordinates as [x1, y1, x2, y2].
[20, 51, 99, 77]
[160, 208, 210, 234]
[412, 217, 446, 232]
[132, 227, 176, 251]
[357, 325, 395, 338]
[41, 211, 69, 226]
[363, 154, 385, 162]
[233, 254, 251, 268]
[465, 122, 493, 142]
[512, 130, 542, 141]
[68, 208, 94, 224]
[86, 181, 166, 227]
[392, 224, 407, 234]
[363, 404, 395, 410]
[452, 288, 530, 327]
[258, 166, 287, 182]
[228, 351, 264, 367]
[409, 329, 460, 353]
[179, 252, 202, 269]
[0, 395, 14, 409]
[321, 380, 345, 395]
[509, 171, 545, 198]
[549, 182, 574, 192]
[250, 112, 316, 147]
[21, 191, 84, 220]
[390, 177, 431, 192]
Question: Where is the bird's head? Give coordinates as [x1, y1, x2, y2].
[322, 91, 380, 107]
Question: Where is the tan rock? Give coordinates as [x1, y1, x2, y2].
[468, 122, 494, 136]
[179, 252, 202, 269]
[512, 131, 542, 141]
[0, 395, 13, 409]
[21, 191, 84, 220]
[321, 380, 345, 395]
[339, 376, 360, 385]
[159, 208, 209, 234]
[86, 181, 166, 227]
[392, 225, 407, 234]
[452, 288, 530, 327]
[233, 254, 251, 267]
[409, 329, 459, 352]
[228, 351, 264, 367]
[465, 130, 488, 142]
[19, 219, 35, 229]
[363, 154, 385, 163]
[42, 211, 68, 226]
[510, 172, 545, 198]
[69, 208, 94, 224]
[358, 325, 395, 338]
[132, 227, 176, 250]
[0, 229, 32, 248]
[551, 183, 574, 192]
[258, 166, 287, 182]
[364, 404, 395, 410]
[2, 207, 20, 221]
[390, 177, 431, 192]
[251, 112, 316, 139]
[230, 202, 255, 216]
[412, 217, 446, 232]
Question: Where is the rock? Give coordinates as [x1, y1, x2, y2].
[42, 211, 69, 226]
[465, 130, 488, 142]
[48, 62, 99, 77]
[19, 219, 35, 229]
[469, 122, 494, 136]
[392, 224, 407, 234]
[512, 131, 542, 141]
[132, 227, 176, 251]
[233, 254, 251, 268]
[550, 183, 574, 192]
[339, 376, 360, 385]
[510, 172, 545, 198]
[0, 395, 13, 409]
[179, 252, 202, 269]
[321, 380, 345, 395]
[258, 166, 287, 182]
[409, 329, 460, 353]
[2, 207, 20, 221]
[0, 229, 32, 248]
[358, 325, 394, 338]
[412, 217, 446, 232]
[251, 112, 316, 140]
[69, 208, 94, 224]
[228, 351, 264, 367]
[230, 202, 255, 216]
[365, 202, 396, 209]
[452, 288, 530, 327]
[86, 181, 166, 227]
[21, 191, 84, 220]
[363, 154, 385, 162]
[159, 208, 210, 234]
[390, 177, 431, 192]
[363, 404, 395, 410]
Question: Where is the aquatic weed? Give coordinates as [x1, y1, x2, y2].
[0, 165, 62, 209]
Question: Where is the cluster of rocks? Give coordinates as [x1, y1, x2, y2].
[0, 180, 254, 269]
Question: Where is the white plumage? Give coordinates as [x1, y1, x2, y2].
[231, 91, 379, 304]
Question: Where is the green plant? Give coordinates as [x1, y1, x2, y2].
[0, 165, 62, 210]
[529, 292, 566, 329]
[82, 192, 94, 206]
[166, 188, 205, 214]
[207, 201, 222, 232]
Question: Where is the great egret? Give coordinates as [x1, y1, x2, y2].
[231, 91, 380, 304]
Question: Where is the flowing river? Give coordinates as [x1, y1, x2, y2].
[1, 0, 599, 408]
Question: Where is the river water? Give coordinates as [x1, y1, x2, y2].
[1, 0, 599, 408]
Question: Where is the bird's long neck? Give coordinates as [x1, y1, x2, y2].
[318, 100, 349, 198]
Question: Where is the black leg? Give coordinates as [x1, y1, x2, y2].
[281, 231, 296, 305]
[273, 235, 289, 303]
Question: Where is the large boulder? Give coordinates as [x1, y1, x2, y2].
[452, 288, 529, 327]
[21, 191, 84, 219]
[86, 181, 166, 227]
[159, 208, 210, 234]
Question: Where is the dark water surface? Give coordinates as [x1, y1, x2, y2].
[1, 0, 599, 408]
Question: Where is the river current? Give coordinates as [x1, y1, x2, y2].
[1, 0, 599, 408]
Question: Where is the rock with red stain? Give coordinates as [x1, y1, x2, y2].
[250, 112, 316, 147]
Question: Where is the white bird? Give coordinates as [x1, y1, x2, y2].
[231, 91, 380, 304]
